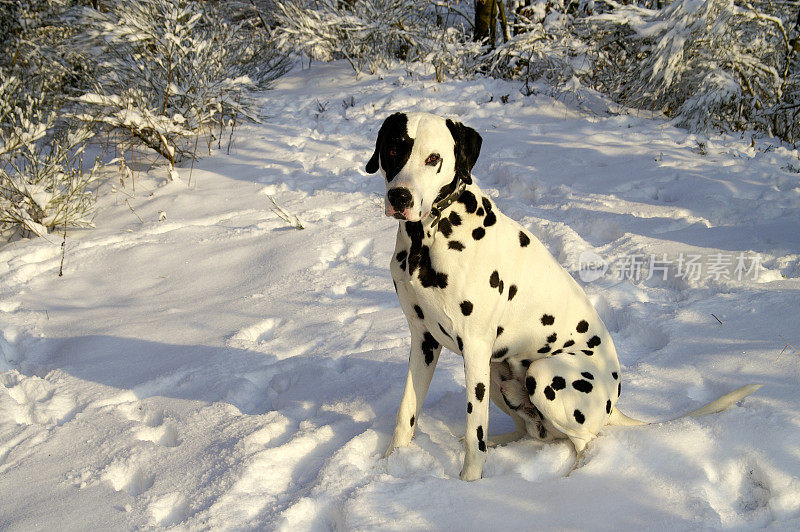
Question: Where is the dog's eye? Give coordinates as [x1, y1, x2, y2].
[388, 149, 397, 157]
[425, 153, 441, 166]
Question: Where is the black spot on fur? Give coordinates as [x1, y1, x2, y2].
[467, 401, 473, 414]
[496, 326, 504, 337]
[457, 190, 478, 213]
[475, 383, 485, 401]
[476, 207, 485, 217]
[405, 222, 447, 289]
[582, 350, 594, 356]
[489, 271, 500, 288]
[481, 198, 496, 227]
[541, 314, 555, 326]
[525, 376, 536, 395]
[472, 227, 485, 240]
[551, 349, 563, 355]
[574, 409, 585, 424]
[581, 371, 594, 380]
[538, 423, 548, 439]
[438, 217, 453, 237]
[572, 379, 593, 393]
[422, 333, 439, 365]
[448, 240, 465, 251]
[449, 211, 462, 226]
[438, 323, 452, 340]
[551, 376, 566, 391]
[413, 305, 424, 320]
[576, 320, 589, 333]
[460, 300, 473, 316]
[396, 250, 407, 263]
[563, 339, 575, 348]
[457, 336, 463, 352]
[498, 280, 504, 294]
[547, 333, 557, 343]
[508, 285, 517, 300]
[520, 359, 532, 368]
[612, 371, 619, 380]
[492, 347, 508, 359]
[587, 335, 602, 348]
[606, 400, 612, 414]
[410, 415, 415, 427]
[477, 425, 485, 450]
[537, 345, 551, 353]
[519, 231, 530, 247]
[618, 382, 621, 396]
[544, 386, 555, 401]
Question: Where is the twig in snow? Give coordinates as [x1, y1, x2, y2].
[126, 199, 144, 223]
[58, 218, 67, 277]
[711, 313, 723, 324]
[266, 194, 304, 230]
[776, 341, 800, 361]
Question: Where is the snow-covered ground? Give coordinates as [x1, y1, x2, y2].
[1, 62, 800, 530]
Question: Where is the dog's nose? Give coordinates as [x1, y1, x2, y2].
[387, 187, 413, 210]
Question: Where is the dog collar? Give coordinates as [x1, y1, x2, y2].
[423, 178, 468, 228]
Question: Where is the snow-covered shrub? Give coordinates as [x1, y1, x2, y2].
[77, 0, 290, 168]
[595, 0, 799, 139]
[273, 0, 482, 79]
[0, 0, 93, 101]
[273, 0, 434, 75]
[0, 75, 101, 241]
[484, 2, 596, 95]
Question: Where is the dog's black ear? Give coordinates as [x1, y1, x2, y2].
[365, 130, 381, 174]
[365, 113, 397, 174]
[446, 119, 482, 184]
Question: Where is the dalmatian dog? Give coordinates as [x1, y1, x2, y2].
[366, 111, 762, 481]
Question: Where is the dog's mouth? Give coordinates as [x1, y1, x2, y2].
[385, 205, 423, 222]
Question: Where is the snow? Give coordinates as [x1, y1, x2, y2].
[1, 61, 800, 530]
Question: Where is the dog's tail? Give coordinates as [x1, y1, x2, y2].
[607, 384, 763, 427]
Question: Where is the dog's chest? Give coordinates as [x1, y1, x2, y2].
[390, 199, 512, 350]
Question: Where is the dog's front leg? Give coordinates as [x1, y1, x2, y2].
[460, 341, 491, 481]
[385, 327, 442, 457]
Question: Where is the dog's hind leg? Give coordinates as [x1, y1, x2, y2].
[385, 327, 442, 458]
[486, 362, 527, 447]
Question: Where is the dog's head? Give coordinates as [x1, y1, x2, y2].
[365, 112, 482, 222]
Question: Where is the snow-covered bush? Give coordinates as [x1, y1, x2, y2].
[492, 0, 799, 142]
[77, 0, 290, 168]
[486, 3, 588, 92]
[274, 0, 431, 75]
[0, 75, 101, 241]
[0, 0, 92, 101]
[607, 0, 797, 138]
[273, 0, 482, 79]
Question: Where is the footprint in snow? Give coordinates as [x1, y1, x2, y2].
[124, 403, 181, 448]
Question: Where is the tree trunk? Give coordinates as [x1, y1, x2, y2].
[473, 0, 492, 42]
